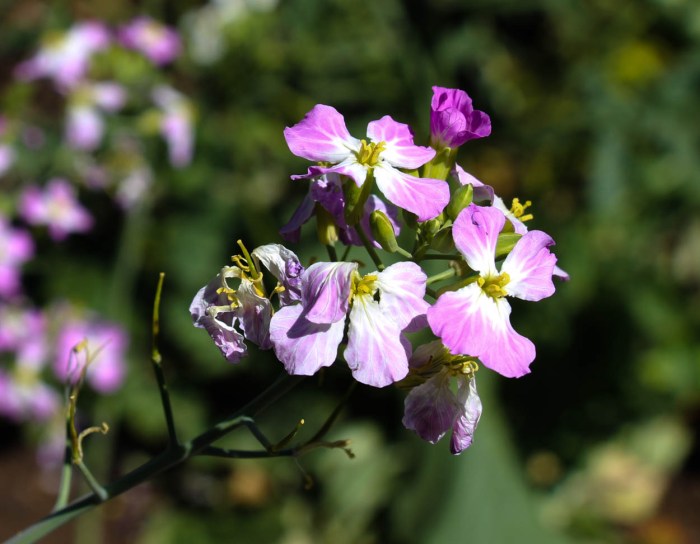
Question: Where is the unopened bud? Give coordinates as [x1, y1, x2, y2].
[344, 175, 373, 226]
[495, 232, 522, 259]
[446, 183, 474, 221]
[431, 226, 455, 253]
[316, 206, 339, 246]
[370, 210, 399, 253]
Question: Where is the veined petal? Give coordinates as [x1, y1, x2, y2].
[502, 230, 557, 302]
[284, 104, 360, 163]
[493, 196, 528, 235]
[427, 284, 535, 378]
[190, 286, 247, 363]
[452, 204, 503, 276]
[252, 244, 304, 305]
[376, 262, 429, 331]
[269, 304, 344, 376]
[453, 164, 494, 204]
[236, 280, 272, 349]
[450, 377, 482, 454]
[403, 370, 461, 444]
[279, 192, 315, 243]
[374, 164, 449, 221]
[345, 295, 409, 387]
[301, 261, 357, 323]
[366, 115, 435, 169]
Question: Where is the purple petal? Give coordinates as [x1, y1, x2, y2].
[450, 377, 482, 454]
[341, 194, 400, 248]
[345, 295, 409, 387]
[366, 115, 435, 169]
[374, 164, 449, 221]
[310, 173, 347, 227]
[376, 262, 429, 332]
[269, 304, 344, 376]
[430, 87, 491, 147]
[403, 371, 461, 443]
[301, 261, 357, 323]
[427, 284, 535, 378]
[453, 164, 494, 204]
[553, 265, 570, 281]
[502, 230, 557, 302]
[284, 105, 360, 163]
[280, 192, 315, 242]
[236, 281, 272, 349]
[252, 244, 305, 305]
[452, 204, 504, 276]
[492, 196, 529, 235]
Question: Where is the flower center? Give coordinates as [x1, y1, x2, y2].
[351, 272, 378, 299]
[510, 198, 533, 223]
[356, 140, 386, 167]
[478, 272, 510, 299]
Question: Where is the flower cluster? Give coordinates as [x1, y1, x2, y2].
[193, 86, 567, 454]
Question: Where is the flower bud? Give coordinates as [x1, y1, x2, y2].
[370, 210, 399, 253]
[316, 206, 339, 246]
[445, 183, 473, 221]
[431, 226, 455, 253]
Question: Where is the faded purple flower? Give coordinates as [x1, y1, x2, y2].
[285, 104, 449, 221]
[430, 86, 491, 149]
[427, 204, 557, 378]
[19, 179, 93, 240]
[119, 17, 181, 66]
[0, 216, 34, 298]
[15, 21, 111, 89]
[152, 86, 194, 168]
[270, 261, 428, 387]
[54, 317, 128, 394]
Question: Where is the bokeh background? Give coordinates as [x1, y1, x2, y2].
[1, 0, 699, 542]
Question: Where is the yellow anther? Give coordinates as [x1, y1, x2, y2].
[356, 140, 386, 167]
[352, 273, 378, 298]
[480, 272, 510, 299]
[510, 198, 534, 222]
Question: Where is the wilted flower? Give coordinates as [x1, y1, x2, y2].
[19, 179, 93, 241]
[119, 17, 181, 66]
[428, 204, 557, 378]
[430, 86, 491, 149]
[285, 104, 450, 221]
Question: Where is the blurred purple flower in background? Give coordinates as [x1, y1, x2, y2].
[19, 179, 93, 240]
[119, 17, 181, 66]
[152, 85, 194, 168]
[65, 82, 127, 151]
[0, 215, 34, 298]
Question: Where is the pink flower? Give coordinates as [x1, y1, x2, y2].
[152, 86, 194, 168]
[284, 104, 450, 221]
[0, 215, 34, 298]
[54, 317, 128, 394]
[430, 87, 491, 149]
[427, 204, 557, 378]
[119, 17, 181, 66]
[65, 82, 127, 151]
[19, 179, 93, 240]
[14, 21, 111, 90]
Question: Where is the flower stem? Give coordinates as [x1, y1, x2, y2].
[326, 244, 338, 262]
[426, 268, 457, 285]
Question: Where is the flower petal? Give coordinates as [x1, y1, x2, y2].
[366, 115, 435, 169]
[453, 164, 494, 204]
[374, 163, 449, 221]
[376, 261, 429, 331]
[403, 370, 460, 444]
[284, 104, 360, 163]
[452, 204, 503, 276]
[252, 244, 304, 305]
[427, 284, 535, 378]
[502, 230, 557, 302]
[269, 304, 344, 376]
[450, 377, 482, 454]
[236, 281, 272, 349]
[345, 295, 409, 387]
[279, 192, 315, 243]
[301, 261, 357, 323]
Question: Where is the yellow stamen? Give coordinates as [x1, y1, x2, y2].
[478, 272, 510, 299]
[510, 198, 534, 222]
[356, 140, 386, 167]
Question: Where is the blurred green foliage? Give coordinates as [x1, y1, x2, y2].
[2, 0, 700, 542]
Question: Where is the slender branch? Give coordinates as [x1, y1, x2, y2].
[340, 245, 352, 261]
[426, 268, 457, 285]
[151, 272, 179, 446]
[74, 461, 107, 502]
[326, 244, 338, 262]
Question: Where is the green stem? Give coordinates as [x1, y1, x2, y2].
[420, 254, 461, 260]
[426, 268, 457, 285]
[395, 246, 413, 259]
[356, 225, 385, 271]
[74, 461, 107, 502]
[151, 272, 179, 447]
[326, 244, 338, 262]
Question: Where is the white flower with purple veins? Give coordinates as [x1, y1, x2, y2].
[152, 86, 194, 168]
[19, 179, 93, 241]
[14, 21, 111, 90]
[119, 17, 181, 66]
[191, 244, 304, 363]
[284, 105, 450, 221]
[0, 216, 34, 298]
[402, 341, 482, 454]
[66, 82, 127, 151]
[55, 318, 128, 394]
[270, 260, 428, 387]
[427, 204, 557, 378]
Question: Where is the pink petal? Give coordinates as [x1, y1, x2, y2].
[502, 230, 557, 302]
[345, 295, 409, 387]
[403, 370, 460, 443]
[450, 377, 482, 454]
[366, 115, 435, 169]
[376, 262, 429, 331]
[301, 261, 357, 324]
[373, 164, 449, 221]
[427, 284, 535, 378]
[284, 105, 360, 163]
[269, 304, 344, 376]
[452, 204, 504, 276]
